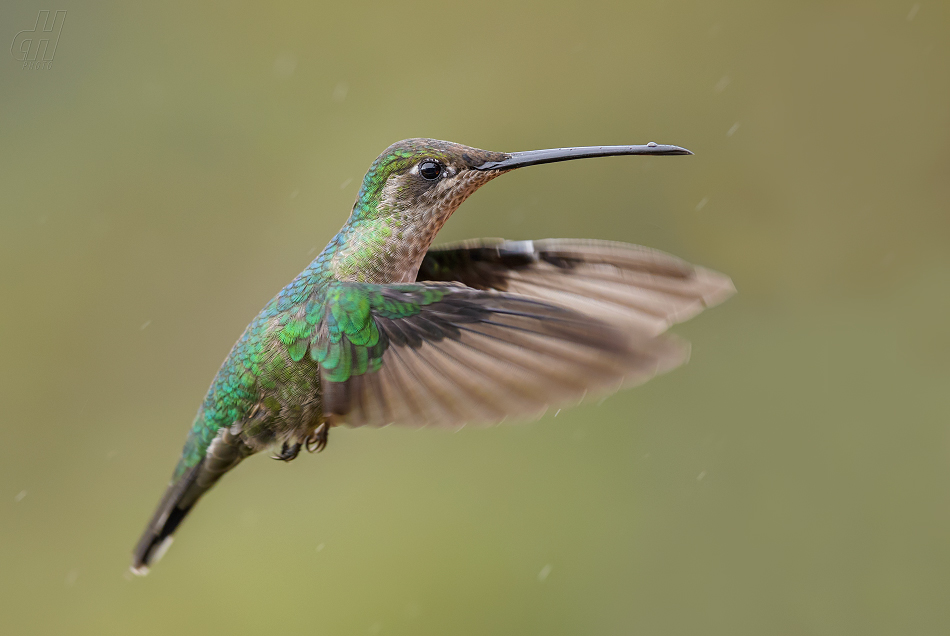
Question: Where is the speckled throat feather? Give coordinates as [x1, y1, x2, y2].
[329, 168, 503, 283]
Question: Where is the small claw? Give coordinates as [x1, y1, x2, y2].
[271, 441, 302, 462]
[306, 423, 329, 453]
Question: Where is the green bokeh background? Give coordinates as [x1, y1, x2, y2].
[2, 2, 948, 634]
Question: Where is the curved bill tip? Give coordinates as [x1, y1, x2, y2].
[474, 143, 693, 171]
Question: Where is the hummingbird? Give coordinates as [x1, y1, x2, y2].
[132, 138, 735, 574]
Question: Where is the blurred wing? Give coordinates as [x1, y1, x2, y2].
[417, 238, 735, 336]
[303, 282, 686, 429]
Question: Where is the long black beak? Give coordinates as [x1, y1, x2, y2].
[473, 143, 692, 171]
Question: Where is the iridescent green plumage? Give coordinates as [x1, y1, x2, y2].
[132, 138, 734, 574]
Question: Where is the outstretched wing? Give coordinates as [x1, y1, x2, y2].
[296, 281, 686, 429]
[417, 238, 735, 336]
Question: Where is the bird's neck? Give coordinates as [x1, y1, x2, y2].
[318, 169, 502, 284]
[320, 206, 446, 284]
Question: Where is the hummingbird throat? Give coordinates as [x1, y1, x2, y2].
[329, 169, 503, 283]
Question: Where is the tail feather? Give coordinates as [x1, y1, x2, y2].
[132, 428, 252, 575]
[131, 463, 201, 575]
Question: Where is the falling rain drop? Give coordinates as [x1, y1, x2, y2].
[332, 82, 349, 102]
[538, 564, 553, 582]
[273, 51, 297, 78]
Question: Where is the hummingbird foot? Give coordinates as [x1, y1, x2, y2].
[272, 441, 302, 462]
[306, 423, 329, 453]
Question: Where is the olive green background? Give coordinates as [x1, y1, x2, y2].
[1, 2, 948, 634]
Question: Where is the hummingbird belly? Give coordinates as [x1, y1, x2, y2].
[238, 330, 325, 453]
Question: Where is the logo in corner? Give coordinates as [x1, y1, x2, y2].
[11, 10, 67, 70]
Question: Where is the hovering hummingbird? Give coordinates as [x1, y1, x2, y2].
[132, 138, 734, 574]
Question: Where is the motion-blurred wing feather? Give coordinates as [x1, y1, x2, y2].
[306, 282, 686, 429]
[417, 238, 735, 336]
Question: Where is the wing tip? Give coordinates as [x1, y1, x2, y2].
[694, 268, 737, 309]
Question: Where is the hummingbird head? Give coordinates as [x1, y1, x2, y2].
[330, 138, 692, 282]
[350, 138, 507, 224]
[350, 138, 692, 225]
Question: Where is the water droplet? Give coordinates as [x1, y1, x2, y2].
[647, 141, 658, 147]
[332, 82, 349, 102]
[273, 51, 297, 78]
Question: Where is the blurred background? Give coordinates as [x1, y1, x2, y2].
[1, 1, 948, 634]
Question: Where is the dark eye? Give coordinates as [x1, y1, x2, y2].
[419, 160, 442, 180]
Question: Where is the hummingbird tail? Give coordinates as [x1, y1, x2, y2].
[130, 463, 201, 576]
[132, 428, 252, 575]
